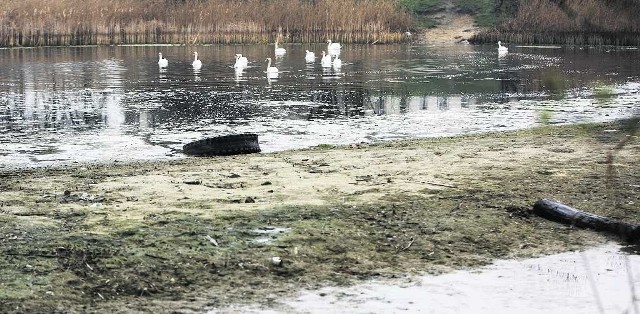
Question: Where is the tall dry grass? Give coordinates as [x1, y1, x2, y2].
[0, 0, 414, 47]
[473, 0, 640, 45]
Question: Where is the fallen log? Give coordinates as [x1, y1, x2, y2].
[532, 198, 640, 243]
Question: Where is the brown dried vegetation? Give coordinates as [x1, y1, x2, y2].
[0, 0, 413, 47]
[475, 0, 640, 45]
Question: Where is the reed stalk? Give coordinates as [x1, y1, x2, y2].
[0, 0, 414, 47]
[473, 0, 640, 45]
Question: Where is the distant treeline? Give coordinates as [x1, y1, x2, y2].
[473, 0, 640, 45]
[0, 0, 414, 47]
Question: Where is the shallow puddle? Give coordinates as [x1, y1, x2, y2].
[217, 243, 640, 313]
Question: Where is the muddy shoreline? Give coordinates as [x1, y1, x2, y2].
[1, 120, 639, 313]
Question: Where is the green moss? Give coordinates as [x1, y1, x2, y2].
[315, 144, 336, 150]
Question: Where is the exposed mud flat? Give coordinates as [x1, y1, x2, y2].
[0, 119, 638, 313]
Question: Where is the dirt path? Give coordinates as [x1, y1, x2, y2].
[418, 13, 483, 45]
[0, 120, 638, 313]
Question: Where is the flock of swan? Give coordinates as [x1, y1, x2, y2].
[156, 39, 343, 78]
[157, 40, 508, 77]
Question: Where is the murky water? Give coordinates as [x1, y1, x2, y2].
[216, 244, 640, 314]
[1, 44, 639, 169]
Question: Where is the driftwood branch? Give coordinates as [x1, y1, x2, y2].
[532, 198, 640, 243]
[396, 237, 415, 253]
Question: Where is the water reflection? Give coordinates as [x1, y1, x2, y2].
[234, 68, 245, 83]
[2, 59, 126, 133]
[0, 44, 638, 168]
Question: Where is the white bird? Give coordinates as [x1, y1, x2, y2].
[305, 50, 315, 63]
[275, 40, 286, 56]
[234, 54, 248, 68]
[332, 55, 342, 68]
[327, 40, 341, 54]
[498, 41, 508, 54]
[158, 52, 168, 68]
[265, 57, 278, 77]
[192, 52, 202, 69]
[321, 51, 332, 68]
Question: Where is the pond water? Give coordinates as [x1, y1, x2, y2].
[1, 43, 639, 169]
[216, 244, 640, 314]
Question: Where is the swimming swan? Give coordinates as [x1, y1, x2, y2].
[158, 52, 168, 68]
[266, 57, 278, 77]
[192, 52, 202, 69]
[275, 40, 286, 55]
[332, 55, 342, 68]
[234, 54, 248, 68]
[327, 40, 341, 54]
[321, 51, 332, 68]
[498, 41, 508, 54]
[305, 50, 315, 63]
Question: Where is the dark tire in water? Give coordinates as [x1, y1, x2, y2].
[183, 133, 261, 156]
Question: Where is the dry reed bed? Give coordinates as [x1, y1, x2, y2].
[474, 0, 640, 45]
[0, 0, 413, 47]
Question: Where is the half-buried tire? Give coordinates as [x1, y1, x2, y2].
[183, 133, 261, 156]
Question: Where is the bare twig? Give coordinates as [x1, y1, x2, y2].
[396, 237, 415, 253]
[205, 235, 219, 246]
[624, 255, 639, 314]
[423, 181, 456, 188]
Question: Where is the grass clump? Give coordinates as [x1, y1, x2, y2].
[593, 83, 616, 102]
[537, 109, 553, 125]
[541, 70, 568, 100]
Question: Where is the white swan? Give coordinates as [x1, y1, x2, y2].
[332, 55, 342, 68]
[305, 50, 315, 63]
[158, 52, 168, 68]
[275, 40, 286, 56]
[498, 41, 508, 54]
[327, 40, 341, 54]
[234, 54, 248, 68]
[321, 51, 332, 68]
[192, 52, 202, 69]
[265, 57, 278, 78]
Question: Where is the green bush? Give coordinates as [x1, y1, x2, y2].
[398, 0, 446, 15]
[453, 0, 498, 27]
[399, 0, 505, 28]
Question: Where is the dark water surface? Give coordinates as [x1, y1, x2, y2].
[1, 43, 639, 169]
